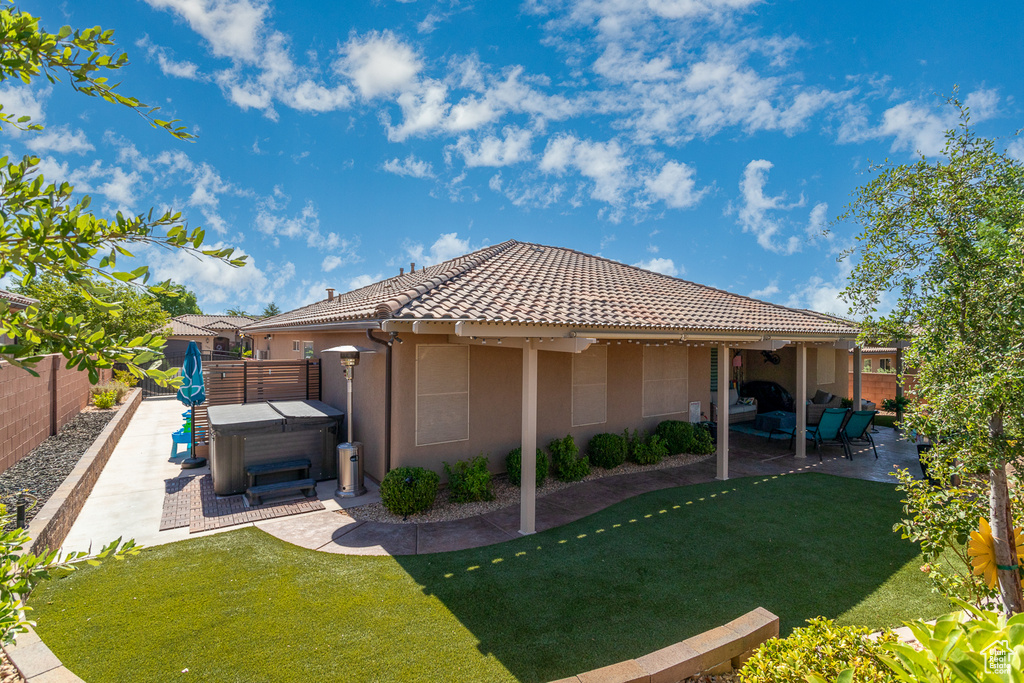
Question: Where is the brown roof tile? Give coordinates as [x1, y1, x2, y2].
[0, 289, 37, 309]
[245, 240, 858, 336]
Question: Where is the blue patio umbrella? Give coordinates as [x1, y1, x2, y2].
[176, 341, 207, 469]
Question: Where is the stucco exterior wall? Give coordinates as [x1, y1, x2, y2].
[741, 346, 848, 399]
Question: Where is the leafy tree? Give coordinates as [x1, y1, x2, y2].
[260, 302, 281, 318]
[16, 275, 170, 350]
[152, 282, 202, 317]
[840, 98, 1024, 613]
[225, 307, 251, 317]
[0, 2, 244, 383]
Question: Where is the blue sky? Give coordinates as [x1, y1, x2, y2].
[2, 0, 1021, 316]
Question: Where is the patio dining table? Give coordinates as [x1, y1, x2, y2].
[754, 410, 797, 442]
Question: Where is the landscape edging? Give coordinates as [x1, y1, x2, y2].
[550, 607, 779, 683]
[26, 388, 143, 555]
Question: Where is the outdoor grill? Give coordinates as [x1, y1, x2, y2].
[207, 400, 345, 497]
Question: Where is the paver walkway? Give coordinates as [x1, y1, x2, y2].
[256, 425, 921, 556]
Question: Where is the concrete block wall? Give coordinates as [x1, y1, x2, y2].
[0, 356, 111, 473]
[849, 371, 917, 408]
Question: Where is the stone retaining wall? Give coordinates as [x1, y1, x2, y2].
[27, 388, 142, 554]
[552, 607, 779, 683]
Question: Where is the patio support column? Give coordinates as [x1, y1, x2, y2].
[852, 346, 863, 410]
[795, 342, 807, 459]
[520, 340, 538, 535]
[716, 343, 729, 481]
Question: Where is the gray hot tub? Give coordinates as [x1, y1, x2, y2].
[207, 401, 345, 496]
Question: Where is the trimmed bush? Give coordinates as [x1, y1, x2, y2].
[92, 390, 118, 409]
[739, 617, 898, 683]
[506, 448, 548, 488]
[587, 433, 627, 469]
[90, 381, 129, 404]
[380, 467, 439, 516]
[112, 368, 139, 388]
[631, 433, 668, 465]
[655, 420, 695, 455]
[692, 426, 715, 455]
[549, 434, 590, 482]
[443, 455, 494, 503]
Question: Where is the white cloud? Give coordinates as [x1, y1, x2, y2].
[382, 154, 435, 178]
[385, 79, 450, 142]
[838, 88, 999, 157]
[23, 125, 94, 155]
[540, 134, 630, 205]
[322, 255, 345, 272]
[453, 126, 534, 167]
[644, 160, 708, 209]
[347, 273, 383, 290]
[634, 257, 681, 277]
[337, 31, 423, 99]
[136, 36, 203, 80]
[144, 0, 269, 63]
[1007, 138, 1024, 163]
[733, 159, 807, 253]
[0, 85, 49, 132]
[402, 232, 480, 266]
[785, 258, 855, 317]
[749, 281, 780, 299]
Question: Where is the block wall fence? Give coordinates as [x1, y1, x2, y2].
[848, 371, 917, 408]
[0, 356, 111, 473]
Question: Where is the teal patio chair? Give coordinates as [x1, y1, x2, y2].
[791, 407, 850, 460]
[843, 410, 878, 459]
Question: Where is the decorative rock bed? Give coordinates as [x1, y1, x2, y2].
[0, 409, 116, 529]
[348, 451, 714, 525]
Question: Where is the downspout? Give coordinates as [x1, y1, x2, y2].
[366, 329, 397, 474]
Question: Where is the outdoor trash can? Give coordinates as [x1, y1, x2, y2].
[336, 442, 366, 498]
[267, 400, 345, 481]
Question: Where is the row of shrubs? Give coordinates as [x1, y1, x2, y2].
[380, 420, 715, 516]
[89, 369, 141, 409]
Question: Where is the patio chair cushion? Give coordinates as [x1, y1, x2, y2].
[811, 389, 833, 404]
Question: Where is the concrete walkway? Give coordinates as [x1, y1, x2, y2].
[256, 424, 921, 556]
[65, 399, 920, 557]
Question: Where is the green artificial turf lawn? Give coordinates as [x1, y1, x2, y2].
[31, 473, 949, 683]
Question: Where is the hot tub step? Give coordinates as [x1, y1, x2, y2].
[245, 478, 316, 506]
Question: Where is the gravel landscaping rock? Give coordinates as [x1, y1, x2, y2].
[685, 672, 739, 682]
[347, 451, 713, 524]
[0, 649, 24, 683]
[0, 408, 116, 528]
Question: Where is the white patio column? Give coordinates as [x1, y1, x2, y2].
[520, 340, 538, 535]
[795, 342, 807, 459]
[716, 343, 729, 481]
[852, 346, 863, 410]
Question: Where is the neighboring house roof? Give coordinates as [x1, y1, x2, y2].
[247, 240, 859, 337]
[0, 289, 37, 309]
[166, 314, 259, 337]
[852, 347, 897, 354]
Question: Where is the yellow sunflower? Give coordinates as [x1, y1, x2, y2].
[968, 517, 1024, 588]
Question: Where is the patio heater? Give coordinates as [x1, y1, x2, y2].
[324, 345, 374, 498]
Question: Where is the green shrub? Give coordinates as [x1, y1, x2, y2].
[587, 433, 627, 469]
[549, 435, 589, 482]
[92, 390, 118, 409]
[655, 420, 695, 454]
[692, 426, 715, 455]
[112, 368, 139, 388]
[380, 467, 439, 516]
[90, 381, 129, 404]
[739, 617, 898, 683]
[873, 602, 1024, 683]
[631, 433, 668, 465]
[506, 448, 548, 488]
[443, 455, 494, 504]
[881, 395, 911, 413]
[622, 428, 642, 461]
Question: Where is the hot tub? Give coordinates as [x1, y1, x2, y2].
[207, 400, 345, 496]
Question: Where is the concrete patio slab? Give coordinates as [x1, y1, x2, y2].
[416, 514, 518, 554]
[256, 509, 362, 550]
[321, 519, 417, 555]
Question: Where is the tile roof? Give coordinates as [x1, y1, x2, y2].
[166, 314, 258, 337]
[0, 289, 37, 308]
[246, 240, 859, 336]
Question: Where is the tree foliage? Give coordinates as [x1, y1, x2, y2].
[840, 96, 1024, 612]
[16, 275, 170, 351]
[0, 2, 244, 383]
[225, 306, 251, 317]
[152, 282, 202, 317]
[260, 302, 281, 318]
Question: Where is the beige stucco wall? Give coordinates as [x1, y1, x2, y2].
[741, 346, 849, 399]
[390, 337, 711, 479]
[848, 352, 897, 373]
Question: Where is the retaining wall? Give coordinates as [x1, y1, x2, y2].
[27, 388, 141, 554]
[0, 356, 111, 473]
